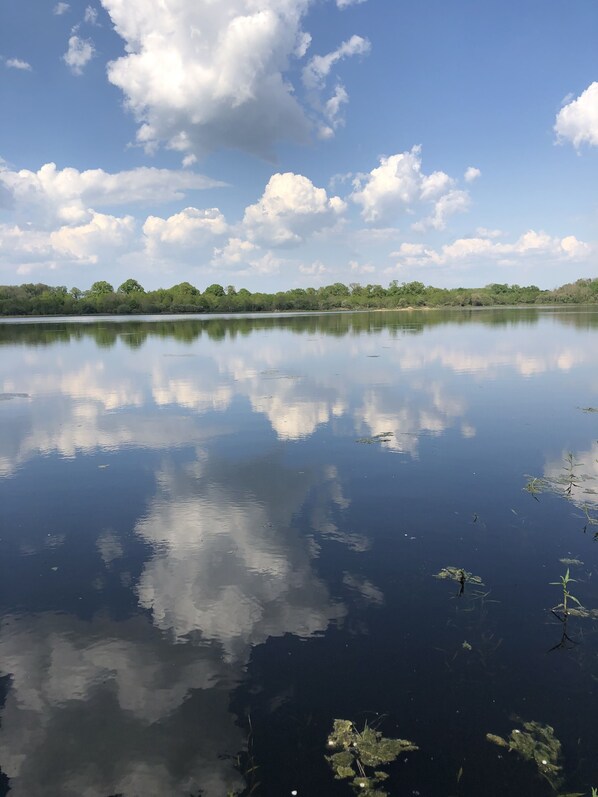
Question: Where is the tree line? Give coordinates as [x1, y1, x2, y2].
[1, 277, 598, 317]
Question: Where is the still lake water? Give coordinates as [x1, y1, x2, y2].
[1, 308, 598, 797]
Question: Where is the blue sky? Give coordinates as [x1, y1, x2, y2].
[0, 0, 596, 291]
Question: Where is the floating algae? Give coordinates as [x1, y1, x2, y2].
[434, 567, 484, 595]
[0, 392, 30, 401]
[326, 719, 417, 796]
[486, 720, 563, 791]
[356, 432, 394, 444]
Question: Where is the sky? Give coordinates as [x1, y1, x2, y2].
[0, 0, 596, 292]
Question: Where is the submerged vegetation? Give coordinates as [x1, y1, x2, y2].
[326, 719, 418, 796]
[2, 276, 598, 316]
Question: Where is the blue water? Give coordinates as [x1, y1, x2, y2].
[1, 308, 597, 796]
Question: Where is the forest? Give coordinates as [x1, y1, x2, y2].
[1, 276, 598, 317]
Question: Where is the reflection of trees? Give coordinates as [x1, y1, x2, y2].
[4, 307, 598, 349]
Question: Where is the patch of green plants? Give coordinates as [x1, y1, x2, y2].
[326, 719, 418, 796]
[486, 719, 564, 791]
[434, 566, 484, 595]
[356, 431, 394, 444]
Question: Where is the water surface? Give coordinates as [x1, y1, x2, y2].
[1, 308, 598, 796]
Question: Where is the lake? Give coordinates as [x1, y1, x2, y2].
[1, 308, 597, 797]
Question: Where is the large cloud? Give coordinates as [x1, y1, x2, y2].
[0, 161, 223, 226]
[101, 0, 311, 158]
[555, 82, 598, 148]
[99, 0, 369, 158]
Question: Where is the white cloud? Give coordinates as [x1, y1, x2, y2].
[555, 82, 598, 148]
[5, 58, 32, 71]
[143, 207, 227, 256]
[299, 260, 328, 276]
[302, 35, 370, 90]
[319, 84, 349, 138]
[464, 166, 481, 182]
[351, 145, 470, 227]
[99, 0, 371, 158]
[242, 172, 346, 246]
[50, 212, 137, 262]
[100, 0, 315, 159]
[62, 35, 95, 75]
[84, 5, 99, 25]
[391, 229, 593, 269]
[337, 0, 368, 6]
[212, 237, 259, 267]
[0, 162, 223, 226]
[412, 189, 470, 231]
[53, 2, 70, 14]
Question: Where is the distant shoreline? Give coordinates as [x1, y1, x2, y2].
[1, 277, 597, 318]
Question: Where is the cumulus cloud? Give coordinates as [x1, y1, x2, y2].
[0, 161, 223, 226]
[391, 229, 592, 269]
[98, 0, 370, 158]
[555, 82, 598, 148]
[53, 2, 70, 14]
[464, 166, 481, 182]
[100, 0, 312, 158]
[242, 172, 346, 246]
[143, 207, 227, 257]
[5, 58, 32, 71]
[50, 212, 137, 263]
[62, 35, 95, 75]
[351, 145, 469, 228]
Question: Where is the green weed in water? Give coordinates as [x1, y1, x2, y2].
[434, 566, 484, 595]
[486, 720, 564, 791]
[550, 568, 582, 619]
[326, 719, 417, 796]
[356, 432, 394, 444]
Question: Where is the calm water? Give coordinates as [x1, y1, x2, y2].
[1, 308, 598, 797]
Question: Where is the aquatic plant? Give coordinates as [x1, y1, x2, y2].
[434, 566, 484, 595]
[356, 432, 394, 444]
[550, 568, 581, 619]
[326, 718, 418, 796]
[486, 720, 564, 791]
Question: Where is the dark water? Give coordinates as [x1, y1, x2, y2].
[1, 308, 598, 797]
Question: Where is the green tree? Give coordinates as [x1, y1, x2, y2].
[89, 281, 114, 295]
[118, 278, 145, 295]
[204, 283, 225, 297]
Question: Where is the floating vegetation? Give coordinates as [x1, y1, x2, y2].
[0, 392, 30, 400]
[356, 432, 394, 444]
[486, 720, 564, 791]
[559, 558, 584, 567]
[326, 719, 418, 796]
[434, 566, 484, 595]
